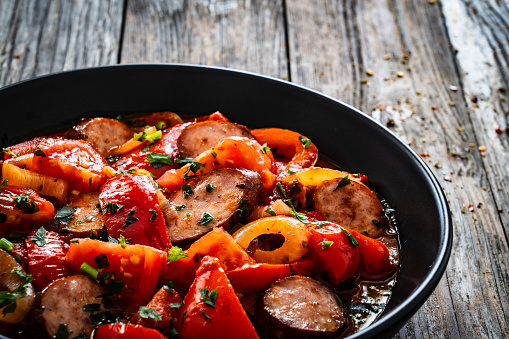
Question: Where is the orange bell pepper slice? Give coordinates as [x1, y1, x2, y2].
[251, 128, 318, 174]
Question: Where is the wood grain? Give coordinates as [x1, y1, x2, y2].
[0, 0, 124, 88]
[121, 0, 288, 78]
[285, 0, 509, 338]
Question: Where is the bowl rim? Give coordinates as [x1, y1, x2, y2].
[0, 63, 453, 338]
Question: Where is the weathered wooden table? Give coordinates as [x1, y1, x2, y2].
[1, 1, 508, 338]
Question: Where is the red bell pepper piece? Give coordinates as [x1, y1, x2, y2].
[31, 138, 107, 192]
[308, 223, 360, 286]
[349, 229, 394, 280]
[113, 124, 189, 179]
[131, 284, 183, 335]
[25, 229, 71, 291]
[94, 324, 167, 339]
[164, 228, 254, 294]
[176, 256, 259, 339]
[66, 238, 167, 309]
[227, 259, 319, 294]
[99, 173, 171, 251]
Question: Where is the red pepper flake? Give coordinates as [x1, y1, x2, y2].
[375, 104, 383, 110]
[468, 204, 474, 212]
[431, 106, 439, 110]
[13, 54, 21, 59]
[478, 145, 486, 151]
[420, 153, 429, 157]
[471, 95, 478, 103]
[383, 54, 391, 60]
[495, 127, 505, 134]
[481, 152, 486, 157]
[443, 176, 452, 182]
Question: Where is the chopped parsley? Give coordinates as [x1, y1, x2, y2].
[53, 205, 77, 225]
[94, 254, 109, 269]
[341, 227, 360, 247]
[290, 180, 301, 193]
[175, 204, 186, 211]
[105, 279, 125, 293]
[123, 210, 138, 228]
[1, 178, 8, 188]
[149, 208, 157, 222]
[183, 162, 205, 181]
[198, 212, 214, 226]
[175, 156, 194, 164]
[13, 194, 39, 214]
[205, 183, 216, 193]
[298, 136, 312, 149]
[200, 287, 218, 308]
[200, 310, 211, 321]
[31, 227, 46, 247]
[170, 302, 184, 308]
[147, 152, 173, 168]
[372, 220, 381, 228]
[235, 198, 248, 221]
[83, 303, 102, 313]
[32, 147, 47, 157]
[276, 182, 287, 198]
[265, 207, 276, 216]
[167, 246, 187, 261]
[182, 184, 194, 198]
[105, 154, 121, 164]
[139, 306, 162, 321]
[102, 202, 124, 215]
[333, 175, 351, 191]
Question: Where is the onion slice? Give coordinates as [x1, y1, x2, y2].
[2, 162, 69, 204]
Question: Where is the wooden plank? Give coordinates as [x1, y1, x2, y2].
[285, 0, 509, 338]
[0, 0, 124, 88]
[121, 0, 288, 78]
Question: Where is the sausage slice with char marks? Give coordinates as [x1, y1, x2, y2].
[313, 178, 384, 238]
[66, 117, 132, 157]
[256, 275, 346, 338]
[162, 168, 262, 242]
[30, 275, 111, 338]
[177, 120, 255, 158]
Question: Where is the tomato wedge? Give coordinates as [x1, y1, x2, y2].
[66, 238, 167, 309]
[31, 138, 107, 192]
[176, 256, 259, 339]
[0, 185, 55, 234]
[308, 223, 360, 286]
[25, 229, 71, 291]
[99, 173, 171, 251]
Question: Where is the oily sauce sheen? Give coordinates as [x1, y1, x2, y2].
[0, 111, 399, 339]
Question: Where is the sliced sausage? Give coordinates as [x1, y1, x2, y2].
[66, 117, 132, 157]
[313, 178, 384, 238]
[177, 120, 255, 158]
[162, 168, 262, 242]
[59, 192, 104, 237]
[255, 276, 346, 339]
[30, 275, 110, 338]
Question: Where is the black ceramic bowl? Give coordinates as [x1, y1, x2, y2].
[0, 64, 452, 338]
